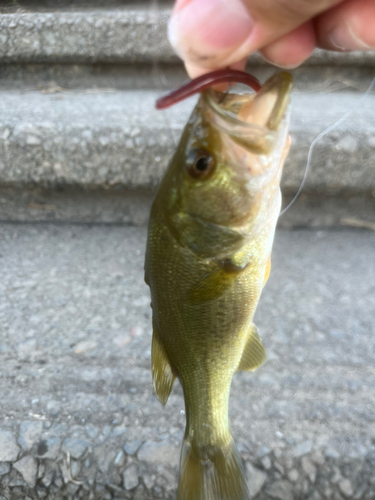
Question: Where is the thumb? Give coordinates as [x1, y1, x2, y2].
[168, 0, 342, 76]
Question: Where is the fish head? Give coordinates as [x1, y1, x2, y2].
[155, 72, 293, 256]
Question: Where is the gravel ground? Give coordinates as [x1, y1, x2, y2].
[0, 223, 374, 499]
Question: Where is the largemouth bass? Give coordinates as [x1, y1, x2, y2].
[145, 72, 293, 500]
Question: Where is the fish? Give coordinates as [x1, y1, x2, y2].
[144, 71, 293, 500]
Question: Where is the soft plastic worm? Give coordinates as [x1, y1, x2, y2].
[155, 69, 261, 110]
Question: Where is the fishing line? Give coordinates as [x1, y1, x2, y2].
[293, 76, 367, 94]
[279, 76, 375, 217]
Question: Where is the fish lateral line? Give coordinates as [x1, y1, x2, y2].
[155, 69, 261, 110]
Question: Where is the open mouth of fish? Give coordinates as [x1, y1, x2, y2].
[202, 72, 292, 176]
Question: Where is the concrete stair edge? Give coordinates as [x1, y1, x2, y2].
[0, 90, 374, 194]
[0, 9, 374, 65]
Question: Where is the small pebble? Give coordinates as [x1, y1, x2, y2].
[124, 464, 139, 490]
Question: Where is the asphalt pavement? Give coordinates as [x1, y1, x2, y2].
[0, 223, 374, 499]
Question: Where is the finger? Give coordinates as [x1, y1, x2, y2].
[185, 58, 247, 79]
[260, 21, 316, 68]
[169, 0, 254, 77]
[185, 58, 248, 91]
[168, 0, 343, 77]
[314, 0, 375, 51]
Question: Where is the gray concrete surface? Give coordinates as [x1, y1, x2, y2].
[0, 8, 173, 64]
[0, 0, 157, 11]
[0, 7, 374, 66]
[0, 90, 374, 195]
[1, 187, 375, 230]
[0, 63, 374, 93]
[0, 223, 374, 499]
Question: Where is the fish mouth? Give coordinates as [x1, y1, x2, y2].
[201, 72, 293, 157]
[202, 92, 276, 156]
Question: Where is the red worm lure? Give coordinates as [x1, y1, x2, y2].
[155, 69, 261, 110]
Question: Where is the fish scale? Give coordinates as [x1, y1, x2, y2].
[145, 71, 293, 500]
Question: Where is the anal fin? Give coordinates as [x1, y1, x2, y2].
[152, 321, 176, 405]
[237, 324, 266, 372]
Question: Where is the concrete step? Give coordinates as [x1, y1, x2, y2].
[0, 5, 373, 93]
[0, 6, 374, 67]
[0, 7, 173, 64]
[0, 223, 374, 499]
[0, 0, 162, 11]
[0, 62, 187, 92]
[1, 62, 373, 95]
[0, 88, 374, 225]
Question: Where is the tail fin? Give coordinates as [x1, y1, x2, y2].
[178, 437, 250, 500]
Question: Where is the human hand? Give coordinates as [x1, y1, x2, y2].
[168, 0, 375, 77]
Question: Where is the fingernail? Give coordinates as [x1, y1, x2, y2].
[184, 58, 247, 79]
[329, 22, 372, 51]
[168, 0, 255, 68]
[258, 52, 301, 70]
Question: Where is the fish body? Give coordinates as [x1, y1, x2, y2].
[145, 73, 293, 500]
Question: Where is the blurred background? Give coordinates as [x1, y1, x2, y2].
[0, 1, 374, 499]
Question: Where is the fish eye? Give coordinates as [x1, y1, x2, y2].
[186, 150, 215, 179]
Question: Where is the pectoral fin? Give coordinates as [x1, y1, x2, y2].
[238, 324, 266, 372]
[188, 260, 249, 304]
[152, 322, 175, 405]
[188, 268, 234, 304]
